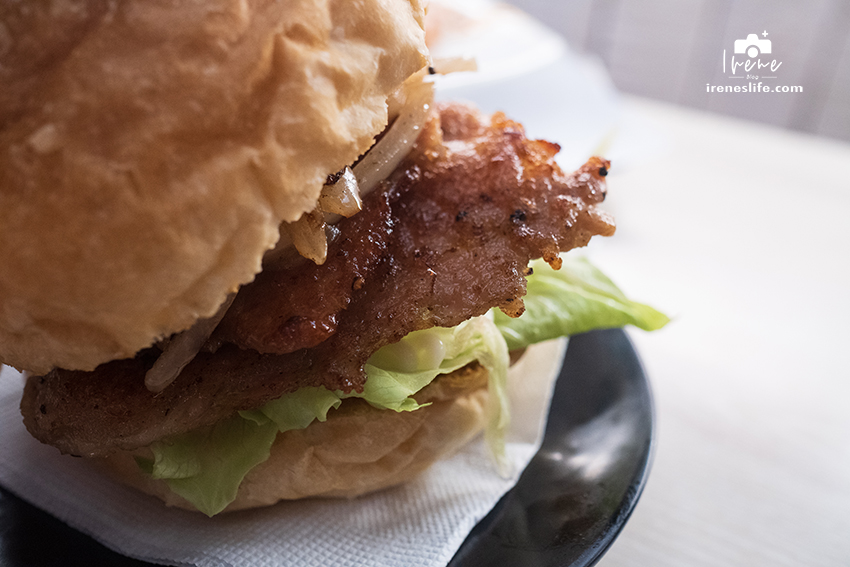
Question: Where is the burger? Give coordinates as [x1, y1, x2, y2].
[0, 0, 666, 516]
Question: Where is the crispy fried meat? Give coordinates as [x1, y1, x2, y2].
[212, 190, 393, 355]
[21, 102, 615, 457]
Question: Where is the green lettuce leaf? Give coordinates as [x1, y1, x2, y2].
[239, 386, 343, 432]
[142, 415, 279, 516]
[493, 256, 669, 351]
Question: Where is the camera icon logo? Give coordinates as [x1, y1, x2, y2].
[734, 34, 772, 58]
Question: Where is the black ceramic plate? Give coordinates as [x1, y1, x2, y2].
[0, 328, 653, 567]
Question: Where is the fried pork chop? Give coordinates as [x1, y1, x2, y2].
[21, 102, 615, 457]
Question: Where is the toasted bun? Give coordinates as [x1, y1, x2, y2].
[97, 363, 490, 512]
[0, 0, 429, 374]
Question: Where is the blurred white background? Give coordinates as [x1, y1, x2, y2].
[505, 0, 850, 141]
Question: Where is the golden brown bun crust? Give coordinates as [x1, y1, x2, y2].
[97, 364, 490, 512]
[0, 0, 428, 373]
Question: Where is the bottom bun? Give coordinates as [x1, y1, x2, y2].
[96, 364, 491, 512]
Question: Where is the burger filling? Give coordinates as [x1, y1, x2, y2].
[21, 103, 668, 515]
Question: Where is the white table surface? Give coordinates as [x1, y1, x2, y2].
[585, 96, 850, 566]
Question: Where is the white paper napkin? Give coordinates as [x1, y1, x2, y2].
[0, 339, 565, 567]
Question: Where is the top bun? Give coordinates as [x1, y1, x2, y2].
[0, 0, 429, 373]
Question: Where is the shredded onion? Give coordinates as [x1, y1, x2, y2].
[283, 208, 328, 265]
[319, 166, 362, 221]
[431, 56, 478, 75]
[353, 76, 434, 198]
[144, 294, 236, 393]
